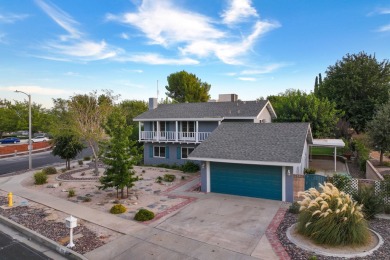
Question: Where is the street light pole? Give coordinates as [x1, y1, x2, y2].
[15, 90, 32, 170]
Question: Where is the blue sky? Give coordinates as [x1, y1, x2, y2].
[1, 0, 389, 107]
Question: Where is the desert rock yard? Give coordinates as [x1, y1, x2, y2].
[22, 162, 200, 222]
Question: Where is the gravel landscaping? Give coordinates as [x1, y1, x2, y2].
[277, 211, 390, 260]
[0, 195, 121, 255]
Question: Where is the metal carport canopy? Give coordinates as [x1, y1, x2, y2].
[309, 139, 345, 172]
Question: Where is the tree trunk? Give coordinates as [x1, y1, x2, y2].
[89, 141, 99, 176]
[121, 188, 124, 199]
[380, 150, 384, 165]
[126, 187, 129, 198]
[66, 159, 70, 170]
[116, 188, 119, 198]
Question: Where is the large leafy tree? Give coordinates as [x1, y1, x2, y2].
[68, 91, 115, 175]
[0, 99, 17, 138]
[317, 52, 390, 133]
[268, 89, 341, 138]
[99, 108, 140, 198]
[52, 134, 84, 169]
[366, 102, 390, 165]
[118, 100, 148, 126]
[165, 70, 211, 103]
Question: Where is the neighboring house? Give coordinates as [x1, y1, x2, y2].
[134, 96, 312, 202]
[189, 122, 313, 202]
[134, 96, 277, 166]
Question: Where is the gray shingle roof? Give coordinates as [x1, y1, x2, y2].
[189, 122, 311, 164]
[134, 100, 269, 120]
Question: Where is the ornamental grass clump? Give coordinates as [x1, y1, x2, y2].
[297, 183, 369, 246]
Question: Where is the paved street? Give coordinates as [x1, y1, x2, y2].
[0, 148, 92, 175]
[0, 222, 67, 260]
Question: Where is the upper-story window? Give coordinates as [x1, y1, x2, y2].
[153, 121, 166, 132]
[181, 121, 195, 139]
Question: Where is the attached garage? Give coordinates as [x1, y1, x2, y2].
[188, 122, 313, 202]
[210, 162, 282, 200]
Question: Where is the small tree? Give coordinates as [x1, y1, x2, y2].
[99, 108, 139, 198]
[68, 91, 115, 175]
[52, 133, 84, 169]
[165, 70, 211, 103]
[366, 102, 390, 164]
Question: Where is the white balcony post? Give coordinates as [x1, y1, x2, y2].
[138, 122, 141, 141]
[156, 121, 160, 141]
[196, 121, 199, 143]
[175, 121, 178, 142]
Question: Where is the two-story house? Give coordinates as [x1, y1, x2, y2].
[134, 95, 313, 203]
[134, 96, 277, 166]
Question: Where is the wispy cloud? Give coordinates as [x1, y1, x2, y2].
[0, 13, 29, 23]
[120, 32, 130, 40]
[1, 85, 72, 95]
[221, 0, 258, 25]
[121, 69, 143, 73]
[107, 0, 280, 65]
[35, 0, 120, 61]
[64, 71, 79, 76]
[237, 77, 256, 81]
[241, 63, 290, 74]
[115, 53, 199, 65]
[377, 24, 390, 32]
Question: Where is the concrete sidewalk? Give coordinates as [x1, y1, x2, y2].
[0, 171, 279, 260]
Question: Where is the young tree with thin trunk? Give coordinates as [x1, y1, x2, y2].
[99, 108, 140, 198]
[52, 133, 84, 169]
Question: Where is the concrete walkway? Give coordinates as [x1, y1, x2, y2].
[0, 171, 280, 260]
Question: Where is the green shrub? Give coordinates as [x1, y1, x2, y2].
[155, 176, 163, 184]
[297, 183, 369, 246]
[110, 204, 126, 214]
[384, 205, 390, 214]
[288, 201, 300, 214]
[134, 209, 155, 221]
[181, 161, 200, 173]
[83, 197, 91, 202]
[163, 174, 176, 182]
[68, 188, 76, 198]
[384, 151, 390, 158]
[181, 176, 185, 180]
[61, 168, 67, 173]
[352, 186, 383, 220]
[42, 167, 57, 175]
[34, 171, 48, 185]
[331, 173, 352, 192]
[383, 161, 390, 167]
[353, 139, 370, 172]
[83, 156, 91, 161]
[304, 168, 316, 175]
[78, 160, 83, 166]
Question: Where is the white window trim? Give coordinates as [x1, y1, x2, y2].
[181, 147, 195, 159]
[153, 146, 166, 158]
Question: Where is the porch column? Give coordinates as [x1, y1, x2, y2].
[196, 121, 199, 143]
[206, 161, 210, 192]
[156, 121, 160, 142]
[175, 121, 178, 142]
[138, 121, 141, 141]
[334, 147, 337, 172]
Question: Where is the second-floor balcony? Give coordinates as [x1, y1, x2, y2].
[140, 131, 211, 143]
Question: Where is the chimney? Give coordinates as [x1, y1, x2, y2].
[218, 94, 238, 102]
[149, 98, 158, 110]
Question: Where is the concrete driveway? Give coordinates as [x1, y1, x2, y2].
[156, 193, 281, 255]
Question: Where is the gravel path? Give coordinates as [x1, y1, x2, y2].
[0, 196, 105, 255]
[277, 212, 390, 260]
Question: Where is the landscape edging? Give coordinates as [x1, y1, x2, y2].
[0, 214, 87, 260]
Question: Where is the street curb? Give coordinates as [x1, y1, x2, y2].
[0, 214, 87, 260]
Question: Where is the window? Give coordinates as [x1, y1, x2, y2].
[181, 147, 194, 159]
[154, 146, 166, 158]
[181, 121, 195, 139]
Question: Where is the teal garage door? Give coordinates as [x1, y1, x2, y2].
[210, 162, 282, 200]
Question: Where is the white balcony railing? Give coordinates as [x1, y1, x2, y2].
[139, 131, 211, 143]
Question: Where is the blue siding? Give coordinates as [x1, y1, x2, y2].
[198, 121, 219, 132]
[210, 162, 282, 200]
[143, 143, 200, 166]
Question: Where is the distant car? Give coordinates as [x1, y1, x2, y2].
[0, 137, 21, 144]
[31, 135, 49, 143]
